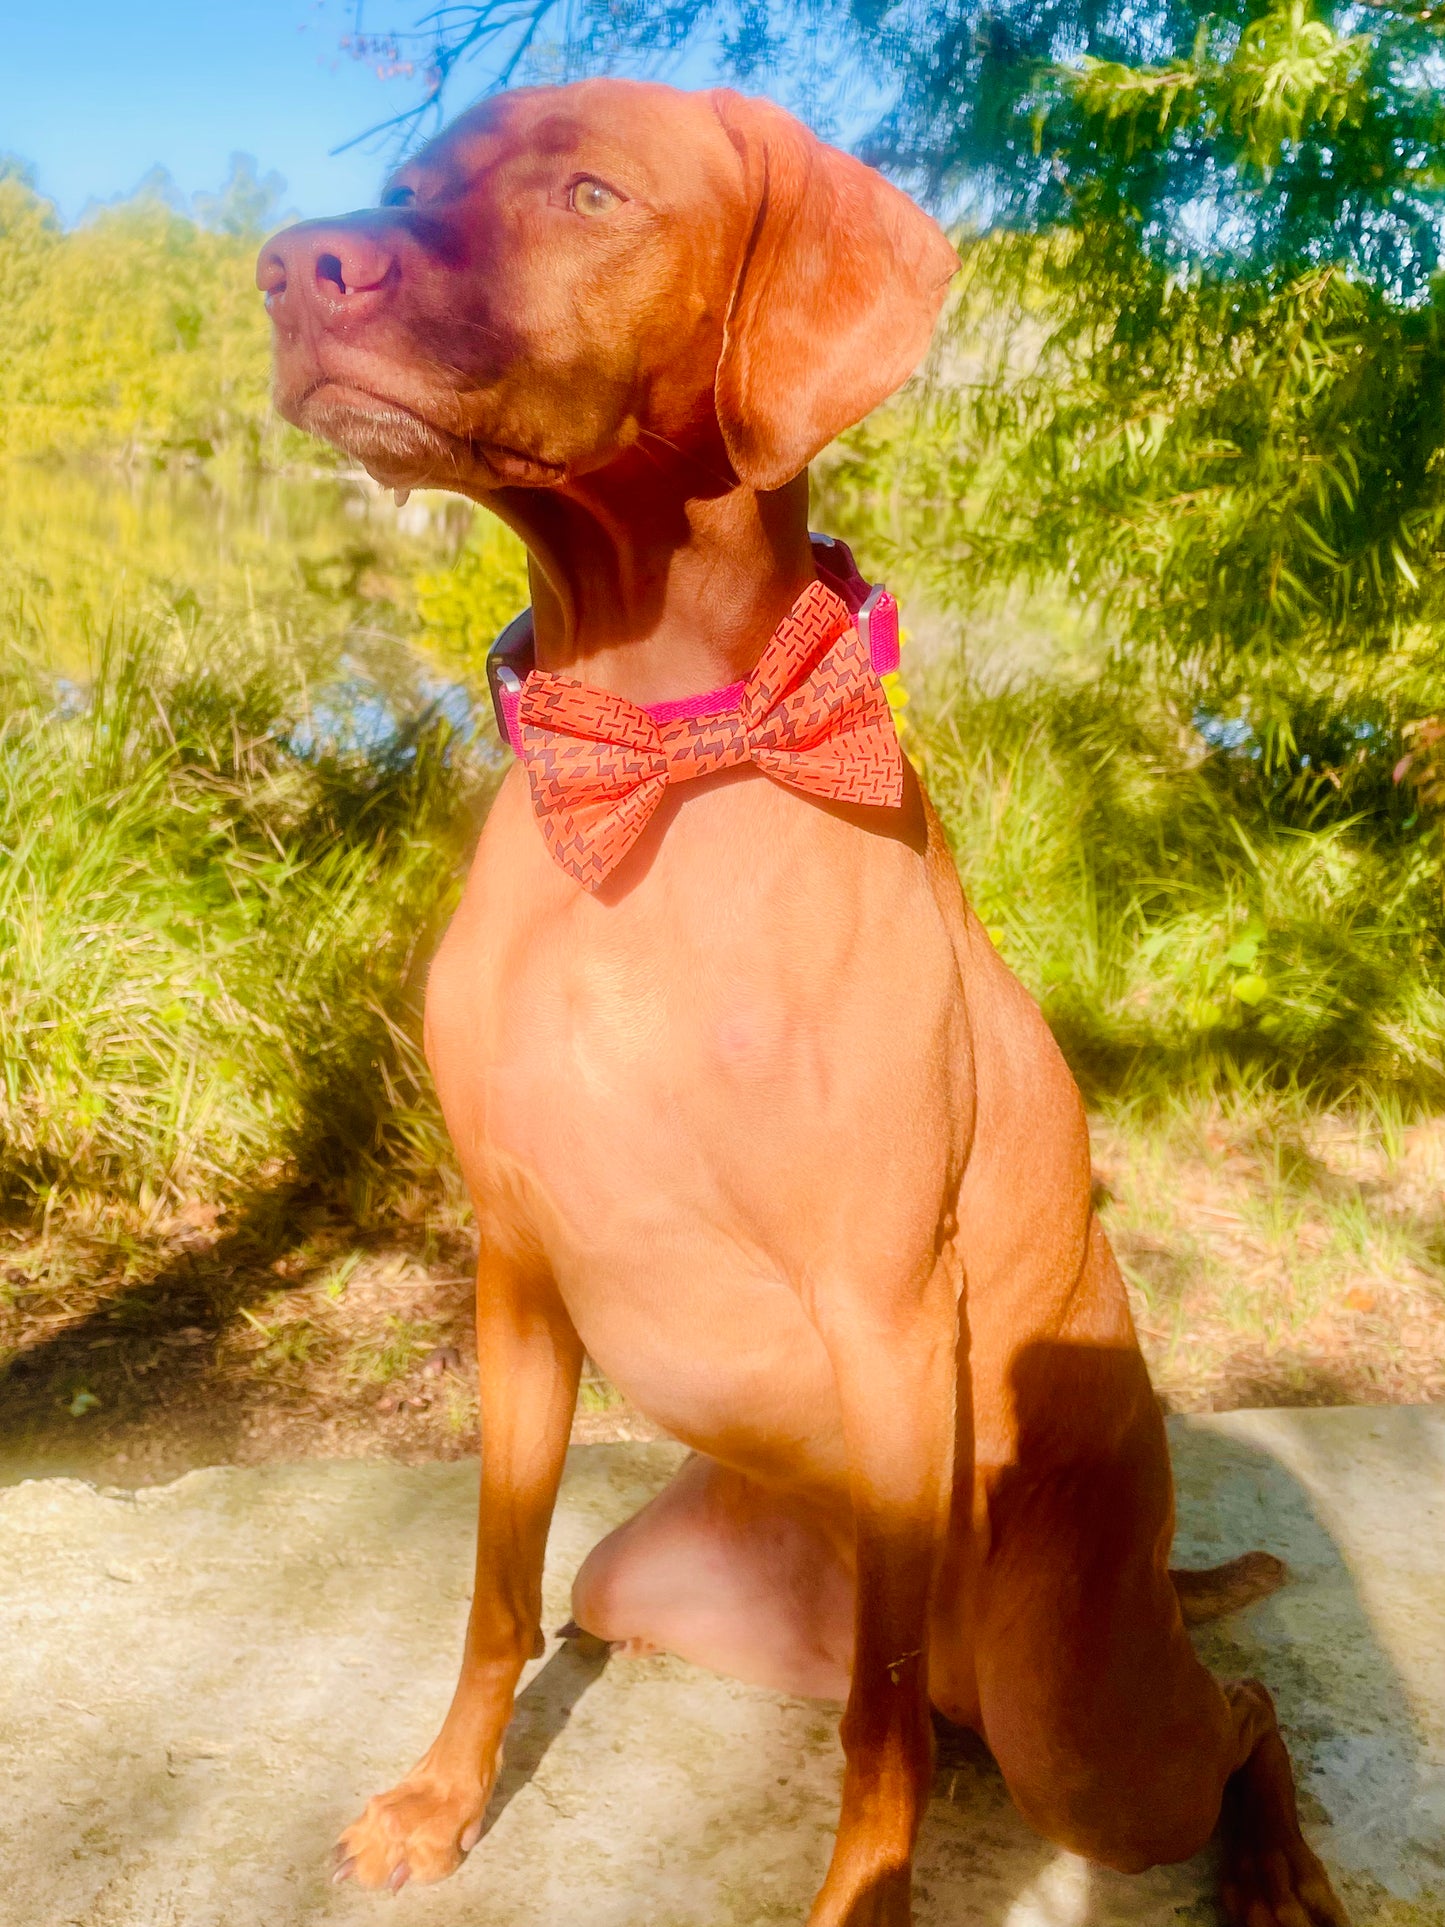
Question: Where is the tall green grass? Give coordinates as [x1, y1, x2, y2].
[0, 603, 494, 1220]
[917, 655, 1445, 1107]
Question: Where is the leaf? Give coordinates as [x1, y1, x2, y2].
[322, 1251, 363, 1301]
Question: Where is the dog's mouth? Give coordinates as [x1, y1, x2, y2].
[293, 380, 567, 489]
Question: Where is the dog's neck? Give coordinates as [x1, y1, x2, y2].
[481, 453, 816, 707]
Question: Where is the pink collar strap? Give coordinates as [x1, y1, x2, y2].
[485, 532, 898, 755]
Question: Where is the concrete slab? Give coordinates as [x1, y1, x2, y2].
[3, 1408, 1443, 1927]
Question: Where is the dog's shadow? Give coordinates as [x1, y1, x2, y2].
[482, 1632, 613, 1836]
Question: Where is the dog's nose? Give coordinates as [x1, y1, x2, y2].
[256, 222, 399, 325]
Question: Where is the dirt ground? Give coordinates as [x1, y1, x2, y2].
[2, 1108, 1441, 1488]
[1092, 1109, 1445, 1410]
[0, 1188, 662, 1490]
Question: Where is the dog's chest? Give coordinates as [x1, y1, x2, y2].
[429, 769, 962, 1279]
[472, 919, 835, 1239]
[425, 773, 968, 1454]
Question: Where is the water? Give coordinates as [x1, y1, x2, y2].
[0, 461, 488, 747]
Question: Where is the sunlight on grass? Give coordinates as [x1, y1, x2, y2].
[237, 1299, 327, 1374]
[0, 598, 496, 1221]
[346, 1315, 437, 1386]
[1093, 1096, 1445, 1404]
[320, 1251, 364, 1301]
[913, 655, 1445, 1108]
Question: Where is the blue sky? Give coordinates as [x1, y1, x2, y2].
[0, 2, 872, 227]
[0, 1, 445, 223]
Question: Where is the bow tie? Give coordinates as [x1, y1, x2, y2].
[511, 579, 905, 891]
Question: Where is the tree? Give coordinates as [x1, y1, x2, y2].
[192, 152, 289, 239]
[0, 169, 296, 465]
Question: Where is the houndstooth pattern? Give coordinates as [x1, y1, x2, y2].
[517, 579, 905, 890]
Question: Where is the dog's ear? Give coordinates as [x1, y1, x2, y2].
[709, 91, 958, 492]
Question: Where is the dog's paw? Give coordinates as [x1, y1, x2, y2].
[331, 1769, 489, 1891]
[1220, 1832, 1349, 1927]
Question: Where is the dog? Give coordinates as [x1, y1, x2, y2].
[259, 77, 1346, 1927]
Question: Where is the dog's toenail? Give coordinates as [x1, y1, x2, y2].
[331, 1857, 356, 1884]
[389, 1862, 411, 1891]
[460, 1819, 483, 1852]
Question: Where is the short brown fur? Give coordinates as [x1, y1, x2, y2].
[259, 78, 1346, 1927]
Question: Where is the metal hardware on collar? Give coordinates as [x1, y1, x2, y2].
[491, 663, 525, 763]
[485, 609, 535, 752]
[857, 583, 900, 679]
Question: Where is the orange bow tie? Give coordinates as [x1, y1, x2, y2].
[515, 578, 905, 890]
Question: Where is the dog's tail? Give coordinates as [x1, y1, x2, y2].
[1170, 1550, 1288, 1626]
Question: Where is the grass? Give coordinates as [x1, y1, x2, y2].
[1093, 1099, 1445, 1406]
[0, 596, 494, 1223]
[911, 649, 1445, 1108]
[347, 1313, 439, 1385]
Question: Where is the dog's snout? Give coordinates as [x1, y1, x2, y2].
[256, 223, 399, 325]
[256, 249, 287, 307]
[310, 234, 397, 298]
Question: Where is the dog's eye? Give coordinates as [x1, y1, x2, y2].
[381, 183, 417, 209]
[568, 178, 620, 217]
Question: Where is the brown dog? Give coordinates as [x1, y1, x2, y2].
[259, 78, 1346, 1927]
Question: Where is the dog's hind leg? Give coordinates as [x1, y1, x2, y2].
[1219, 1681, 1348, 1927]
[971, 1339, 1346, 1925]
[570, 1453, 856, 1699]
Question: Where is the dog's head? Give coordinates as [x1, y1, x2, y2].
[258, 79, 957, 496]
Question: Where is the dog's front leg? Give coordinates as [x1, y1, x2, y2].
[333, 1249, 583, 1892]
[807, 1256, 959, 1927]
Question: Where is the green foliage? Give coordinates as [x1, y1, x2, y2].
[0, 168, 293, 467]
[0, 601, 494, 1215]
[829, 236, 1445, 673]
[867, 0, 1445, 735]
[913, 652, 1445, 1105]
[414, 512, 531, 674]
[0, 462, 474, 680]
[1067, 4, 1374, 179]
